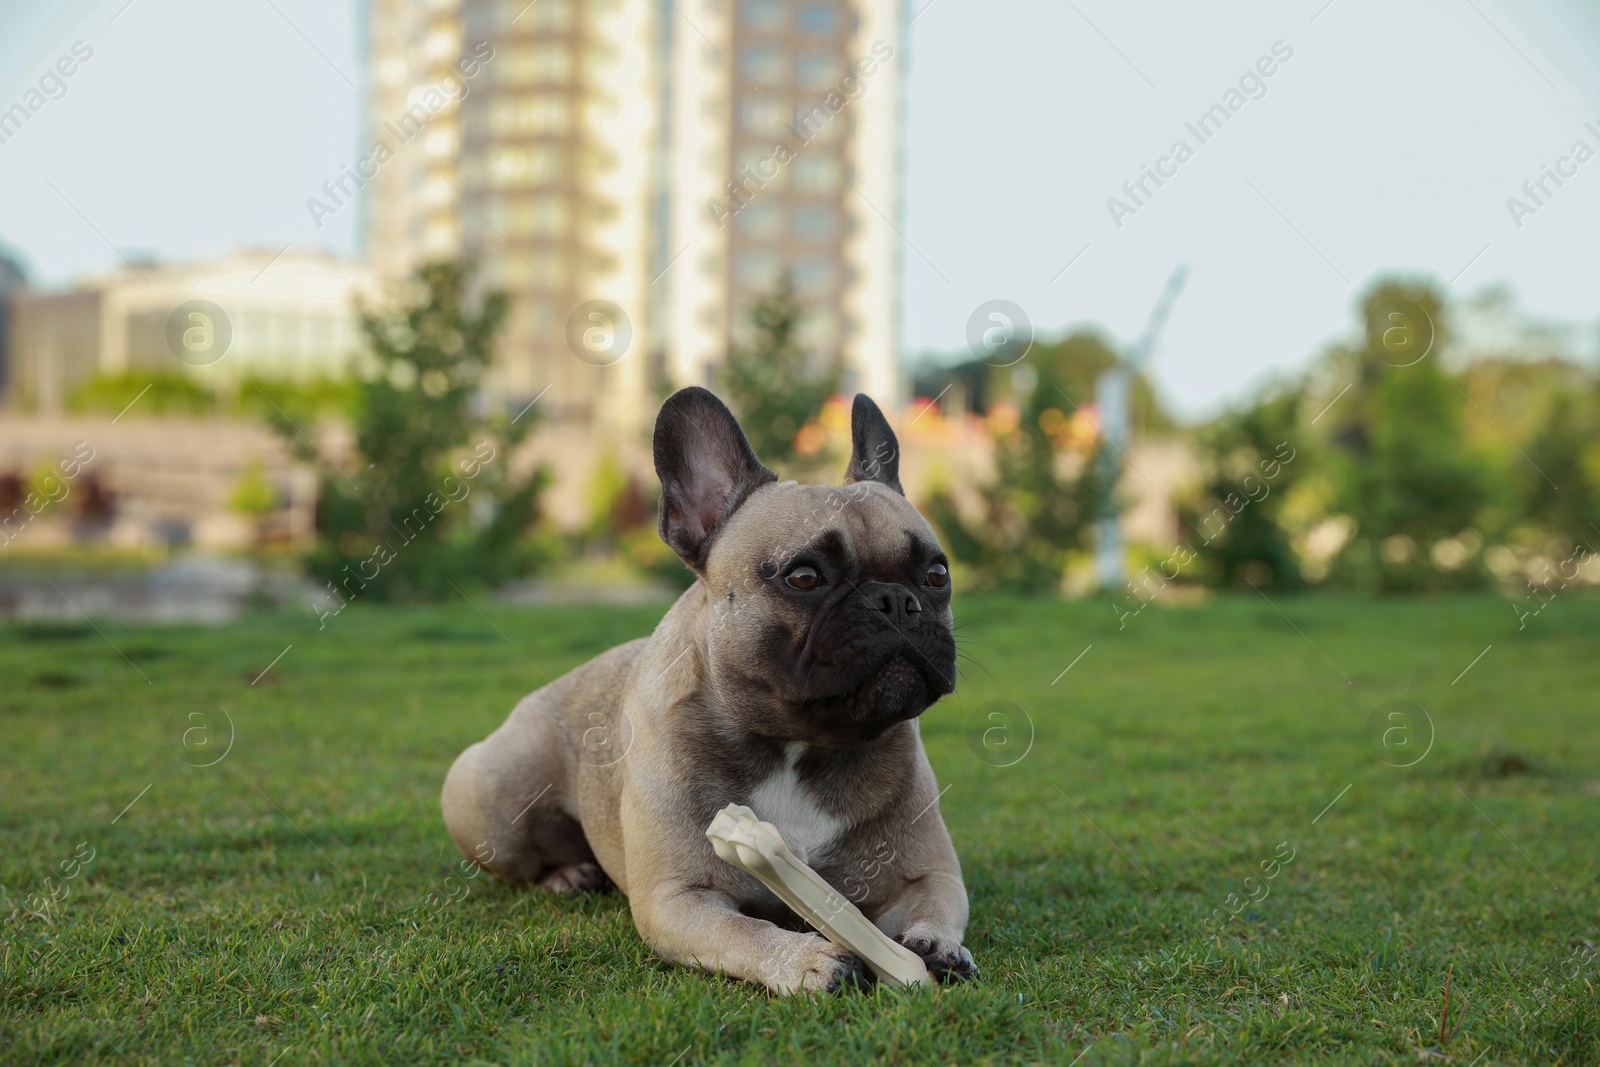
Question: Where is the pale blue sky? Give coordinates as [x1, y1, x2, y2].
[1, 0, 1597, 418]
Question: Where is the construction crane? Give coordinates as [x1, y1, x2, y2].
[1093, 264, 1189, 590]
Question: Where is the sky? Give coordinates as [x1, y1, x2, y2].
[1, 0, 1598, 420]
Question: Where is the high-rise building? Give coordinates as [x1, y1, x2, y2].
[362, 0, 905, 433]
[665, 0, 904, 403]
[364, 0, 466, 280]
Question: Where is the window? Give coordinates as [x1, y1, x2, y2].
[504, 250, 564, 287]
[423, 29, 459, 62]
[310, 312, 336, 350]
[422, 177, 453, 206]
[527, 299, 556, 335]
[734, 203, 782, 239]
[793, 206, 836, 241]
[504, 0, 572, 30]
[793, 155, 840, 192]
[423, 221, 458, 256]
[733, 146, 786, 190]
[490, 95, 569, 135]
[740, 0, 782, 30]
[790, 99, 841, 142]
[502, 256, 535, 288]
[739, 45, 784, 84]
[737, 95, 788, 135]
[377, 58, 407, 86]
[798, 2, 838, 34]
[793, 108, 844, 143]
[507, 196, 567, 235]
[796, 52, 838, 90]
[502, 45, 571, 84]
[798, 310, 838, 350]
[123, 310, 167, 366]
[488, 146, 562, 186]
[792, 258, 836, 293]
[236, 310, 270, 357]
[422, 128, 457, 159]
[464, 4, 495, 36]
[733, 250, 780, 289]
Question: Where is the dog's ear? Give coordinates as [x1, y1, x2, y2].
[653, 387, 777, 572]
[842, 394, 903, 494]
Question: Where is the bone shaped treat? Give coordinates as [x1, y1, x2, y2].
[705, 803, 932, 989]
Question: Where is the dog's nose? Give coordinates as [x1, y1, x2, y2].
[857, 581, 922, 626]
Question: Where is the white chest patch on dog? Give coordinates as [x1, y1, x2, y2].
[748, 743, 845, 865]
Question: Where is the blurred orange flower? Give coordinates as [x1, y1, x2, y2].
[988, 401, 1021, 437]
[819, 395, 851, 432]
[794, 422, 827, 456]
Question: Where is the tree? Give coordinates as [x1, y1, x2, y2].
[228, 460, 278, 548]
[913, 331, 1175, 431]
[67, 371, 212, 416]
[1184, 386, 1306, 590]
[1323, 282, 1494, 592]
[718, 277, 842, 474]
[268, 261, 549, 601]
[926, 334, 1110, 593]
[1522, 385, 1600, 553]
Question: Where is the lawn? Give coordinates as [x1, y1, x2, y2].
[2, 591, 1597, 1065]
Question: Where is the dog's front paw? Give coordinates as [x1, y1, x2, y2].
[898, 931, 978, 984]
[538, 862, 613, 893]
[770, 936, 871, 995]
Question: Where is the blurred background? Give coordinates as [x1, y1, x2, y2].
[1, 0, 1598, 616]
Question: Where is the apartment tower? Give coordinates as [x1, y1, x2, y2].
[364, 0, 904, 431]
[665, 0, 903, 404]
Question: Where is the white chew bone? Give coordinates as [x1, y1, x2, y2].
[705, 803, 932, 989]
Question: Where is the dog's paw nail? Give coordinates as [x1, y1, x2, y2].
[538, 862, 613, 893]
[897, 936, 978, 983]
[797, 944, 870, 994]
[825, 952, 871, 993]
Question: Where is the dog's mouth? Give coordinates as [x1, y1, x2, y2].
[846, 653, 936, 722]
[800, 648, 951, 732]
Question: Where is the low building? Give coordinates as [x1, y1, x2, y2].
[5, 249, 378, 411]
[0, 245, 26, 398]
[0, 414, 319, 553]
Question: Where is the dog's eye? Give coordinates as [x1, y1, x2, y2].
[785, 565, 822, 590]
[927, 563, 949, 588]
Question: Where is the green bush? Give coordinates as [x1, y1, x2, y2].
[268, 261, 551, 602]
[66, 371, 212, 416]
[927, 337, 1111, 594]
[718, 277, 841, 478]
[1183, 385, 1306, 590]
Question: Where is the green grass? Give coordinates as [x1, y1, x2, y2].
[2, 592, 1597, 1065]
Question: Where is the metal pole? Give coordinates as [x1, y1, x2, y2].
[1094, 265, 1188, 590]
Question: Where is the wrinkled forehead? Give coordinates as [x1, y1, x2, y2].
[713, 481, 940, 575]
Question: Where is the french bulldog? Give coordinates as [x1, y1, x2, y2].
[441, 386, 976, 994]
